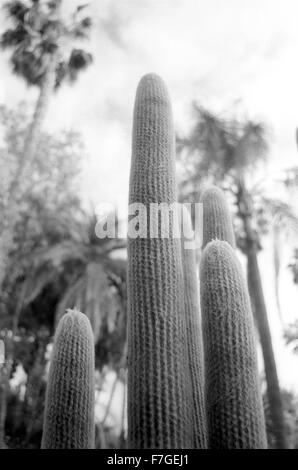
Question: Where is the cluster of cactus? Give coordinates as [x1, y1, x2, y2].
[41, 73, 267, 449]
[126, 74, 267, 449]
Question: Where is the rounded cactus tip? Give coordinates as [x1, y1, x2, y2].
[201, 239, 243, 282]
[200, 185, 225, 200]
[139, 72, 164, 85]
[136, 73, 170, 104]
[201, 239, 236, 266]
[58, 308, 92, 334]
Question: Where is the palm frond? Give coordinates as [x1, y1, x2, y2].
[22, 266, 57, 307]
[283, 166, 298, 188]
[3, 1, 28, 23]
[2, 1, 93, 87]
[11, 47, 46, 85]
[68, 48, 93, 81]
[54, 60, 68, 88]
[55, 275, 85, 324]
[262, 197, 298, 237]
[69, 17, 92, 39]
[180, 104, 269, 181]
[76, 4, 89, 13]
[233, 120, 268, 170]
[56, 263, 118, 343]
[29, 240, 86, 267]
[47, 1, 59, 11]
[0, 26, 28, 49]
[284, 321, 298, 354]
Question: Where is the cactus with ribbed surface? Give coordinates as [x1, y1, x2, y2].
[126, 73, 267, 449]
[199, 184, 267, 448]
[200, 241, 267, 448]
[127, 73, 194, 448]
[200, 183, 266, 446]
[41, 308, 95, 449]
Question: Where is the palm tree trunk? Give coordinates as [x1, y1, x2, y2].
[246, 243, 287, 448]
[273, 225, 283, 325]
[8, 0, 62, 203]
[2, 39, 59, 294]
[9, 51, 58, 202]
[8, 0, 63, 202]
[237, 184, 287, 449]
[236, 179, 287, 448]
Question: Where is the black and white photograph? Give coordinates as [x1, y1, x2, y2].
[0, 0, 298, 453]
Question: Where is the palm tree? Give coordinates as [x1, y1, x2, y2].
[1, 0, 93, 200]
[8, 210, 126, 336]
[178, 105, 293, 448]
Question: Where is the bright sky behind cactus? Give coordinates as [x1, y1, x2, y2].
[1, 0, 298, 390]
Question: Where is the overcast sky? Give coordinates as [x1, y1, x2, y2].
[1, 0, 298, 389]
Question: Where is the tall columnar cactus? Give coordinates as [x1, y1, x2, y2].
[200, 186, 235, 249]
[41, 309, 95, 449]
[200, 184, 267, 448]
[127, 73, 194, 448]
[180, 208, 207, 448]
[200, 240, 267, 448]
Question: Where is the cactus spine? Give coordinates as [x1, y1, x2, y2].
[127, 73, 193, 448]
[41, 309, 95, 449]
[200, 241, 267, 448]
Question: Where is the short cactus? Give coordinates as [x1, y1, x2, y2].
[200, 240, 267, 448]
[41, 309, 95, 449]
[200, 186, 235, 249]
[127, 73, 194, 448]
